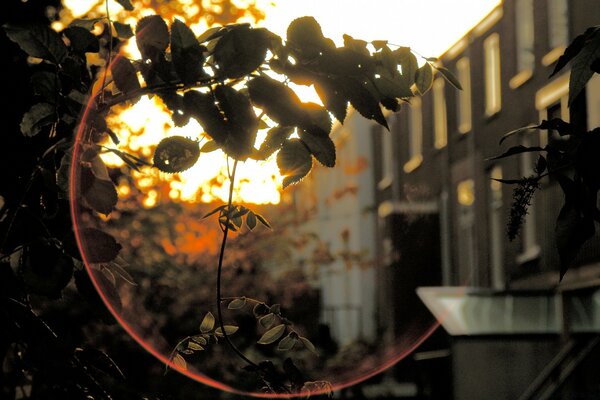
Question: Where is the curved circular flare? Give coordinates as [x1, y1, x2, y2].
[70, 53, 441, 398]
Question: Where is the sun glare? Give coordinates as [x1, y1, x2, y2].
[63, 0, 500, 206]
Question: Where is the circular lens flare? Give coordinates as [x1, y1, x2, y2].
[70, 58, 441, 399]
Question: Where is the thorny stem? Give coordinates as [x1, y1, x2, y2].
[216, 159, 260, 369]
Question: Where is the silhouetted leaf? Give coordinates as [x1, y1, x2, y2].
[115, 0, 134, 11]
[248, 75, 304, 126]
[343, 78, 388, 129]
[255, 213, 271, 228]
[31, 71, 59, 104]
[415, 63, 433, 94]
[112, 56, 141, 95]
[153, 136, 200, 173]
[200, 140, 219, 153]
[199, 312, 215, 333]
[286, 17, 333, 60]
[277, 139, 312, 189]
[258, 324, 286, 344]
[171, 19, 205, 83]
[136, 15, 169, 60]
[551, 27, 599, 77]
[70, 18, 103, 30]
[246, 212, 257, 230]
[113, 21, 134, 39]
[569, 29, 600, 105]
[20, 103, 55, 136]
[63, 26, 99, 53]
[197, 26, 223, 43]
[395, 47, 418, 85]
[81, 167, 118, 215]
[20, 240, 73, 299]
[300, 102, 332, 136]
[203, 205, 227, 219]
[4, 24, 67, 64]
[184, 90, 229, 143]
[213, 27, 269, 78]
[158, 91, 189, 127]
[80, 228, 122, 263]
[488, 145, 544, 160]
[314, 78, 348, 123]
[228, 297, 247, 309]
[555, 198, 595, 280]
[299, 130, 335, 167]
[434, 65, 463, 90]
[372, 40, 388, 50]
[253, 126, 293, 160]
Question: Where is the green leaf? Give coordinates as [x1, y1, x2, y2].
[113, 21, 134, 39]
[153, 136, 200, 173]
[299, 337, 318, 355]
[277, 334, 297, 351]
[259, 313, 276, 329]
[4, 24, 67, 64]
[257, 324, 286, 344]
[200, 140, 219, 153]
[395, 47, 418, 85]
[213, 27, 269, 79]
[20, 103, 55, 137]
[63, 26, 99, 53]
[191, 335, 208, 345]
[434, 65, 463, 90]
[415, 63, 433, 94]
[246, 211, 257, 230]
[277, 139, 313, 189]
[269, 304, 281, 314]
[111, 56, 141, 95]
[187, 341, 204, 351]
[487, 145, 544, 161]
[172, 353, 187, 370]
[215, 325, 239, 336]
[170, 19, 206, 84]
[569, 29, 600, 105]
[136, 15, 169, 60]
[228, 297, 247, 309]
[79, 228, 122, 263]
[372, 40, 388, 50]
[253, 126, 293, 160]
[114, 0, 134, 11]
[248, 75, 305, 126]
[299, 131, 336, 167]
[199, 312, 215, 333]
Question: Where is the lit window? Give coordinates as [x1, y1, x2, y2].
[518, 137, 540, 262]
[488, 166, 504, 290]
[456, 57, 472, 133]
[515, 0, 535, 72]
[484, 33, 502, 116]
[457, 178, 477, 284]
[433, 78, 447, 149]
[379, 128, 393, 188]
[404, 97, 423, 172]
[547, 0, 568, 49]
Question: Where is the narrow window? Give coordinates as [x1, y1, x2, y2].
[515, 0, 535, 72]
[484, 33, 502, 116]
[433, 78, 447, 148]
[488, 166, 504, 289]
[457, 179, 477, 284]
[456, 57, 472, 133]
[547, 0, 568, 49]
[404, 97, 423, 172]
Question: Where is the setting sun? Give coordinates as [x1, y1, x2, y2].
[63, 0, 500, 206]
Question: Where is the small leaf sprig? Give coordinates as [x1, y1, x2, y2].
[225, 296, 318, 354]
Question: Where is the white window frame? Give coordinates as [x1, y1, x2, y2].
[484, 33, 502, 116]
[456, 57, 472, 133]
[433, 78, 448, 149]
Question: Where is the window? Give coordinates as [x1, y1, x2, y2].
[515, 0, 535, 73]
[547, 0, 568, 49]
[433, 78, 447, 148]
[457, 179, 477, 284]
[456, 57, 472, 133]
[536, 72, 569, 147]
[484, 33, 502, 116]
[404, 97, 423, 172]
[488, 167, 504, 289]
[379, 128, 394, 188]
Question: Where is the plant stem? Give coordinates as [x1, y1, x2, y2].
[216, 159, 259, 369]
